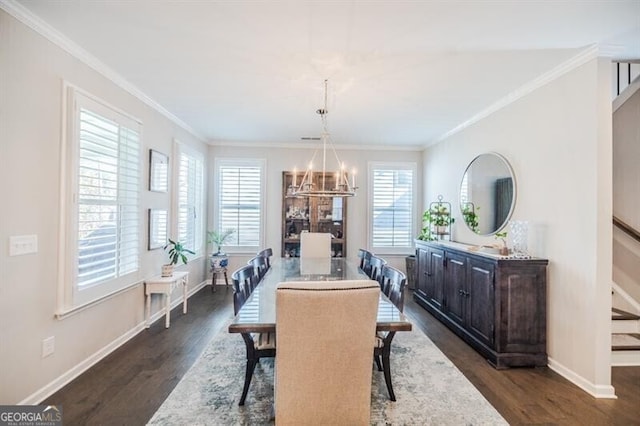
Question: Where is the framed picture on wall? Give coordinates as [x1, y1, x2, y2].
[148, 208, 168, 250]
[149, 149, 169, 192]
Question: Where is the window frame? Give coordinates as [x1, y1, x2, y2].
[367, 161, 417, 255]
[214, 158, 266, 254]
[58, 83, 142, 315]
[173, 140, 205, 259]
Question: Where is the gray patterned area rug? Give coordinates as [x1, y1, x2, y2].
[148, 324, 507, 425]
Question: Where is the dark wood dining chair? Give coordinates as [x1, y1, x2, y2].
[357, 248, 373, 275]
[247, 255, 268, 282]
[368, 255, 386, 283]
[256, 247, 273, 269]
[374, 264, 407, 401]
[379, 265, 407, 311]
[231, 264, 276, 406]
[231, 264, 256, 314]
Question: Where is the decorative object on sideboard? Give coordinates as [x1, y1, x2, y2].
[207, 229, 235, 270]
[289, 79, 358, 198]
[494, 231, 508, 256]
[509, 220, 530, 258]
[162, 239, 195, 277]
[418, 195, 455, 241]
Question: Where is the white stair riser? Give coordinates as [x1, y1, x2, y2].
[612, 350, 640, 366]
[612, 319, 640, 334]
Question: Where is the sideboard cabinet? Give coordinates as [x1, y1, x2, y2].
[414, 240, 548, 368]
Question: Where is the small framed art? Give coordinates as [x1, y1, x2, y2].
[149, 149, 169, 192]
[148, 209, 168, 250]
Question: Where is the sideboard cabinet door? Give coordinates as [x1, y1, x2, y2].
[466, 258, 495, 347]
[443, 252, 467, 326]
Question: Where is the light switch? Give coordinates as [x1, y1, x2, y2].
[9, 234, 38, 256]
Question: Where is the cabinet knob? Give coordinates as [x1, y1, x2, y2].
[426, 272, 431, 277]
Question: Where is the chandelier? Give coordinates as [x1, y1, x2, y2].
[290, 80, 358, 198]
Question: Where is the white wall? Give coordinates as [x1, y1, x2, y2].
[0, 10, 208, 403]
[207, 145, 422, 274]
[423, 56, 614, 396]
[613, 83, 640, 304]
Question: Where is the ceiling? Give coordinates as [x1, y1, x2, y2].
[11, 1, 640, 148]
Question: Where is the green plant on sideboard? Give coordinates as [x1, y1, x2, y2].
[495, 231, 508, 255]
[417, 199, 455, 241]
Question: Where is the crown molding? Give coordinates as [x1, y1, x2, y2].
[429, 44, 600, 147]
[0, 0, 204, 141]
[208, 139, 423, 151]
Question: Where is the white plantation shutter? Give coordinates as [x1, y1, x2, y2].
[216, 160, 263, 250]
[72, 89, 140, 301]
[370, 164, 415, 251]
[177, 147, 204, 254]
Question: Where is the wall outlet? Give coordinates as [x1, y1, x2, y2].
[9, 234, 38, 256]
[42, 336, 55, 358]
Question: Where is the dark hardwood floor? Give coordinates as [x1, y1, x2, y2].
[44, 286, 640, 425]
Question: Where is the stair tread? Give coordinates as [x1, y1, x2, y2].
[612, 333, 640, 351]
[612, 307, 640, 321]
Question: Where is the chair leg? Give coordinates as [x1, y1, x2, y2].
[374, 354, 383, 371]
[239, 358, 257, 406]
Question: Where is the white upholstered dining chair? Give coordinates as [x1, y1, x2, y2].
[299, 232, 331, 258]
[275, 280, 380, 425]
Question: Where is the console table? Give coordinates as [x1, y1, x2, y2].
[145, 271, 189, 328]
[414, 240, 548, 368]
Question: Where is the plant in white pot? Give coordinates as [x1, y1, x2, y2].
[207, 229, 235, 270]
[162, 239, 195, 277]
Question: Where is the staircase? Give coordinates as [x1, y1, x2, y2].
[612, 307, 640, 366]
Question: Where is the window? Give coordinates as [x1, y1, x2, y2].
[61, 86, 141, 311]
[176, 143, 204, 255]
[369, 162, 416, 253]
[215, 159, 265, 252]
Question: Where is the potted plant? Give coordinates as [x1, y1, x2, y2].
[430, 205, 455, 235]
[207, 229, 235, 270]
[162, 239, 195, 277]
[417, 206, 456, 241]
[494, 231, 508, 256]
[418, 209, 435, 241]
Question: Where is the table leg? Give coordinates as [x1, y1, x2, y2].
[211, 271, 216, 292]
[145, 293, 151, 328]
[224, 271, 229, 290]
[165, 293, 171, 328]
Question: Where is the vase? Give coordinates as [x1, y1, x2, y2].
[210, 250, 229, 271]
[509, 220, 529, 258]
[161, 264, 173, 277]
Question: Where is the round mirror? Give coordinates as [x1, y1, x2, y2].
[459, 153, 516, 235]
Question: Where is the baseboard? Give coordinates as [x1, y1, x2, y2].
[547, 357, 617, 399]
[19, 280, 209, 405]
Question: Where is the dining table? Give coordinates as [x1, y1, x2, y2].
[228, 256, 413, 401]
